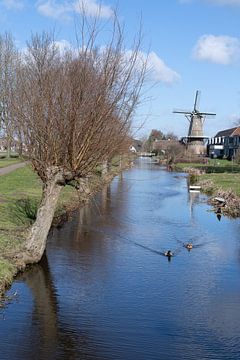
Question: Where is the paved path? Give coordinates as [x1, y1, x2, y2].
[0, 162, 27, 176]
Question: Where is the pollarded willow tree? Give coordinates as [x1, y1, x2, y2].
[14, 14, 146, 264]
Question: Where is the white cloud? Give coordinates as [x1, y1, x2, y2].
[193, 35, 240, 64]
[0, 0, 24, 9]
[36, 1, 72, 19]
[144, 51, 180, 83]
[36, 0, 113, 20]
[74, 0, 113, 18]
[46, 42, 180, 84]
[127, 50, 180, 84]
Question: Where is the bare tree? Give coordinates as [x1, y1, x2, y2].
[14, 16, 146, 263]
[165, 142, 185, 164]
[0, 32, 19, 157]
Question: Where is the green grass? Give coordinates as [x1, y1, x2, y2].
[0, 166, 41, 230]
[175, 159, 240, 196]
[0, 158, 23, 168]
[176, 159, 240, 173]
[0, 165, 79, 230]
[0, 232, 24, 253]
[0, 258, 16, 292]
[200, 173, 240, 195]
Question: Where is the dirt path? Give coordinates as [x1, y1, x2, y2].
[0, 162, 27, 176]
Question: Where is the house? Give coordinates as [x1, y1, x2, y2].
[208, 126, 240, 159]
[129, 139, 142, 153]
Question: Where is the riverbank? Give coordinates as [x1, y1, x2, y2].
[196, 178, 240, 218]
[174, 160, 240, 217]
[0, 156, 133, 300]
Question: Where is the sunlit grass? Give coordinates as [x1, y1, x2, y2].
[0, 258, 16, 291]
[176, 159, 240, 195]
[176, 159, 240, 173]
[200, 173, 240, 196]
[0, 158, 23, 168]
[0, 165, 79, 229]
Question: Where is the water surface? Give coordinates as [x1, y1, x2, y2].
[1, 159, 240, 360]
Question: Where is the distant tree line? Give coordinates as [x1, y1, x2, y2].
[140, 128, 186, 163]
[142, 129, 178, 152]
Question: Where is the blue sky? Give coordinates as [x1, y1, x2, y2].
[1, 0, 240, 138]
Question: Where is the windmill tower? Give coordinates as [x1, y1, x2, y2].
[173, 91, 216, 155]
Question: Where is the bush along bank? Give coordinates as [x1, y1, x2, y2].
[0, 156, 134, 301]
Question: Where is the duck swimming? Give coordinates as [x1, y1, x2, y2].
[185, 243, 193, 250]
[164, 250, 173, 257]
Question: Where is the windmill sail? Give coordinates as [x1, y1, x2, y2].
[193, 90, 200, 112]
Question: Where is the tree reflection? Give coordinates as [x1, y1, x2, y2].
[17, 254, 100, 359]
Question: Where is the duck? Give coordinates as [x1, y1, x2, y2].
[185, 243, 193, 250]
[164, 250, 173, 257]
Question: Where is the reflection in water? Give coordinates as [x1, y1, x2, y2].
[188, 190, 200, 223]
[217, 213, 222, 221]
[216, 207, 222, 222]
[18, 255, 58, 358]
[15, 255, 102, 360]
[1, 159, 240, 360]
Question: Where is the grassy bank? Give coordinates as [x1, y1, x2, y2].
[0, 157, 132, 299]
[176, 159, 240, 174]
[199, 173, 240, 196]
[175, 159, 240, 195]
[175, 158, 240, 217]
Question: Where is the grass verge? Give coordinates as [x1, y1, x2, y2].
[0, 157, 23, 168]
[175, 159, 240, 174]
[199, 173, 240, 196]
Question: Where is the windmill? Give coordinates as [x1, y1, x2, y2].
[173, 91, 216, 155]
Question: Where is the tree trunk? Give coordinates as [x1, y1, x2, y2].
[24, 176, 63, 263]
[18, 142, 23, 157]
[119, 155, 122, 169]
[102, 160, 109, 177]
[6, 136, 11, 158]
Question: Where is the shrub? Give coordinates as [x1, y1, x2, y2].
[189, 173, 199, 184]
[9, 198, 39, 225]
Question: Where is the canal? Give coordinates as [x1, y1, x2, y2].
[1, 159, 240, 360]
